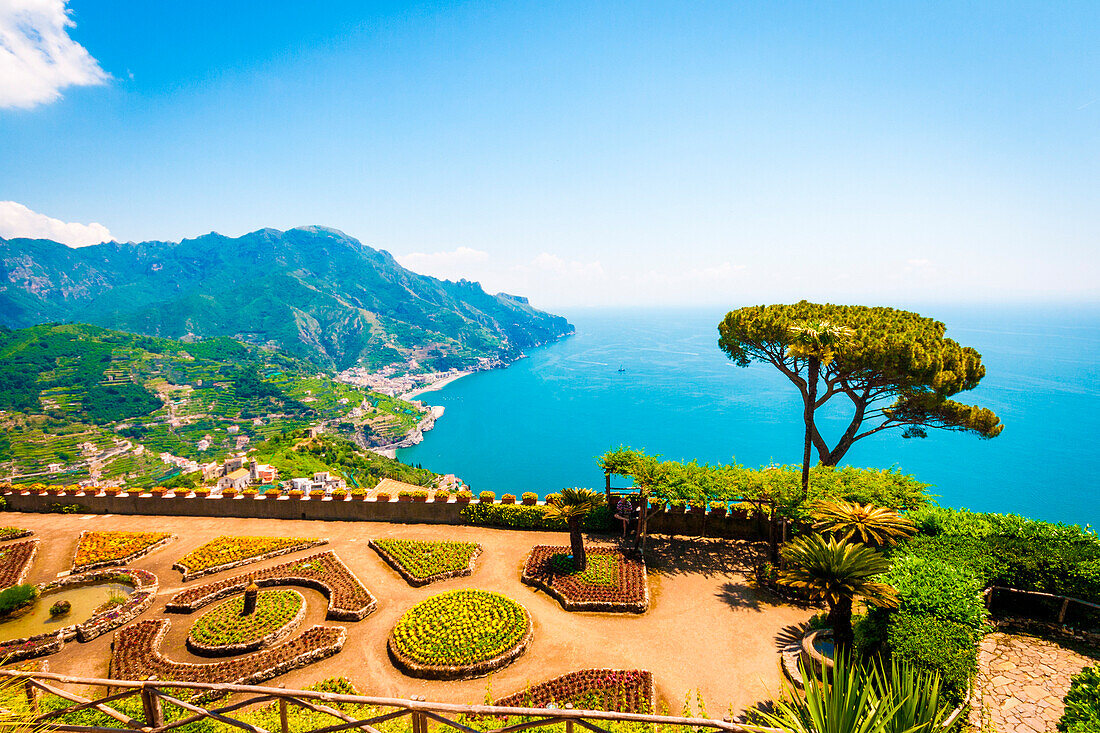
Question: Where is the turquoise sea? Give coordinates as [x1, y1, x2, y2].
[400, 306, 1100, 526]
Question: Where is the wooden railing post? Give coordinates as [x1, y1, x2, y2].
[141, 682, 164, 730]
[279, 684, 289, 733]
[1059, 597, 1071, 624]
[23, 678, 38, 714]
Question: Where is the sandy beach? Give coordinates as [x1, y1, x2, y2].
[400, 370, 472, 400]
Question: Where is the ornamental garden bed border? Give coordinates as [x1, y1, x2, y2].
[0, 629, 65, 663]
[0, 528, 34, 541]
[0, 539, 39, 588]
[0, 568, 160, 660]
[172, 537, 330, 580]
[368, 539, 482, 587]
[166, 551, 376, 621]
[521, 546, 649, 614]
[386, 604, 534, 681]
[69, 530, 176, 572]
[186, 589, 307, 657]
[110, 618, 347, 702]
[38, 567, 159, 643]
[493, 669, 656, 713]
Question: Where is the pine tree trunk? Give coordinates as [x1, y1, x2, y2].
[569, 517, 586, 570]
[801, 355, 819, 498]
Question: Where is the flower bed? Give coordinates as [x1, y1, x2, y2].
[111, 618, 347, 700]
[387, 589, 532, 680]
[71, 531, 175, 572]
[167, 551, 375, 621]
[0, 540, 39, 588]
[0, 527, 32, 541]
[369, 539, 482, 587]
[173, 536, 329, 580]
[187, 589, 305, 656]
[494, 669, 655, 713]
[0, 630, 64, 663]
[521, 546, 648, 613]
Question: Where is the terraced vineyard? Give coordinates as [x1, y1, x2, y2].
[0, 324, 430, 485]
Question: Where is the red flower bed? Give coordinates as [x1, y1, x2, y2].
[166, 551, 376, 620]
[111, 618, 346, 698]
[0, 540, 38, 588]
[495, 669, 655, 713]
[521, 546, 648, 613]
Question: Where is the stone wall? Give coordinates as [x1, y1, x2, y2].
[2, 490, 764, 539]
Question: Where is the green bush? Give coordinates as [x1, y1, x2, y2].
[461, 502, 612, 532]
[0, 584, 37, 615]
[884, 612, 978, 704]
[883, 555, 987, 629]
[1059, 664, 1100, 733]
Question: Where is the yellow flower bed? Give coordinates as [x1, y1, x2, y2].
[72, 531, 173, 571]
[176, 536, 324, 573]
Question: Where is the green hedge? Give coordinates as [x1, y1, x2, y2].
[902, 507, 1100, 602]
[1059, 664, 1100, 733]
[460, 503, 613, 532]
[858, 554, 986, 702]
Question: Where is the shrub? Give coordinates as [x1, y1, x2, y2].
[461, 503, 613, 532]
[522, 492, 538, 506]
[1060, 664, 1100, 733]
[883, 555, 986, 629]
[49, 600, 71, 616]
[884, 612, 978, 703]
[479, 491, 496, 503]
[0, 584, 37, 615]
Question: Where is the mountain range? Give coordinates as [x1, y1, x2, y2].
[0, 226, 573, 371]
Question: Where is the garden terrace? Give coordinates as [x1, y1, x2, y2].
[187, 589, 305, 656]
[173, 535, 328, 580]
[110, 618, 347, 697]
[369, 538, 482, 586]
[494, 669, 655, 713]
[167, 551, 376, 620]
[0, 539, 39, 587]
[0, 528, 33, 541]
[522, 546, 649, 613]
[388, 589, 532, 680]
[71, 531, 175, 572]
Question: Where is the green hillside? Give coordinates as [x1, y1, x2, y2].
[0, 226, 574, 371]
[0, 323, 431, 486]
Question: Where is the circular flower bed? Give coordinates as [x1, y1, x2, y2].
[187, 589, 304, 655]
[388, 589, 531, 679]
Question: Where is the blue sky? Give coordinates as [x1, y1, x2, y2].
[1, 1, 1097, 307]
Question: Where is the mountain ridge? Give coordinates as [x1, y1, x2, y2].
[0, 226, 573, 371]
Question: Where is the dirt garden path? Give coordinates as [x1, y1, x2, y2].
[4, 512, 812, 716]
[970, 632, 1100, 733]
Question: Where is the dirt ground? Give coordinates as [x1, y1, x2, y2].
[5, 511, 812, 716]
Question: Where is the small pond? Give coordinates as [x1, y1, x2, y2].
[0, 582, 133, 642]
[812, 636, 835, 659]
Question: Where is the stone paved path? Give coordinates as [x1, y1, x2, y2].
[970, 632, 1099, 733]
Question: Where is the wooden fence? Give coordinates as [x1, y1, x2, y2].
[0, 671, 771, 733]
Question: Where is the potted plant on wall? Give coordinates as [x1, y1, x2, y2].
[455, 490, 472, 505]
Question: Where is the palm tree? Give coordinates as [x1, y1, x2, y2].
[780, 533, 897, 647]
[812, 500, 917, 548]
[787, 321, 852, 497]
[544, 487, 602, 570]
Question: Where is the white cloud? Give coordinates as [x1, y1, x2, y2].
[396, 246, 490, 280]
[0, 201, 113, 246]
[525, 253, 605, 280]
[0, 0, 109, 109]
